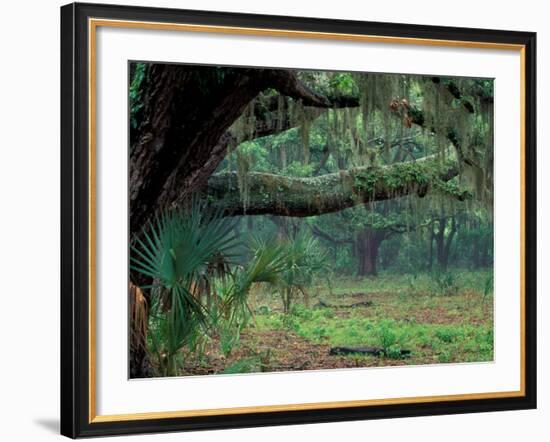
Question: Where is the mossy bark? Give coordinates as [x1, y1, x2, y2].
[207, 155, 458, 217]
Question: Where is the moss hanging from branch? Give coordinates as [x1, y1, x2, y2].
[235, 149, 252, 212]
[299, 110, 311, 165]
[206, 153, 460, 217]
[222, 71, 493, 216]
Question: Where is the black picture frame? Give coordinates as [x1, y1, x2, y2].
[61, 2, 537, 438]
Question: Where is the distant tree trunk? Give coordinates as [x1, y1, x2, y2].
[429, 221, 435, 270]
[480, 228, 493, 267]
[434, 216, 458, 270]
[356, 228, 387, 277]
[472, 233, 481, 269]
[279, 144, 287, 170]
[434, 220, 445, 269]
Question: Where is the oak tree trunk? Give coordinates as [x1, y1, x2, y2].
[356, 228, 386, 277]
[434, 216, 458, 270]
[129, 64, 267, 377]
[130, 64, 267, 236]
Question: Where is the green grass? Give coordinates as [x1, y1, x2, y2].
[312, 268, 493, 298]
[255, 310, 493, 363]
[253, 269, 494, 365]
[175, 269, 494, 375]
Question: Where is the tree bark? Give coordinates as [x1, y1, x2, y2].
[130, 64, 273, 235]
[206, 154, 459, 217]
[429, 221, 435, 270]
[434, 216, 458, 270]
[355, 228, 388, 277]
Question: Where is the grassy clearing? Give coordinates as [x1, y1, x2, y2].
[178, 269, 493, 375]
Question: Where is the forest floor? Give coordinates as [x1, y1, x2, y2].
[178, 269, 494, 376]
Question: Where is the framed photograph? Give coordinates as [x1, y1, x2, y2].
[60, 2, 536, 438]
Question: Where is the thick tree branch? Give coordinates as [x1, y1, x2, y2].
[431, 77, 475, 113]
[262, 71, 359, 109]
[264, 70, 332, 107]
[206, 154, 459, 217]
[431, 77, 493, 111]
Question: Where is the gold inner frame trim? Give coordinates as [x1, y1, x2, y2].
[88, 17, 527, 424]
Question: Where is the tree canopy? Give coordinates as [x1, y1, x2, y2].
[129, 64, 493, 233]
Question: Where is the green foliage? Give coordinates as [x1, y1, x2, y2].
[132, 203, 240, 375]
[129, 62, 146, 131]
[406, 271, 421, 295]
[274, 232, 330, 313]
[235, 141, 271, 172]
[435, 326, 461, 343]
[222, 349, 273, 374]
[376, 319, 399, 353]
[222, 357, 261, 374]
[243, 269, 494, 371]
[290, 303, 314, 320]
[433, 178, 472, 200]
[131, 203, 289, 376]
[211, 236, 289, 357]
[429, 270, 459, 296]
[219, 323, 241, 358]
[483, 272, 494, 302]
[257, 305, 271, 315]
[131, 203, 239, 288]
[334, 247, 354, 274]
[285, 161, 315, 177]
[328, 73, 357, 95]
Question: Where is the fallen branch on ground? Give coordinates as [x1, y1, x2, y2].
[316, 299, 374, 309]
[329, 346, 411, 358]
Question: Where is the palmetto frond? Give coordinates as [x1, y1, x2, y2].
[130, 202, 240, 375]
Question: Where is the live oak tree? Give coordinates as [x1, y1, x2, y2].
[130, 63, 492, 232]
[129, 62, 493, 376]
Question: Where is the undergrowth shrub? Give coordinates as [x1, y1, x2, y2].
[429, 270, 460, 296]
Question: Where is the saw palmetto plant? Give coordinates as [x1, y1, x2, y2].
[131, 202, 289, 376]
[275, 231, 330, 314]
[131, 202, 240, 375]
